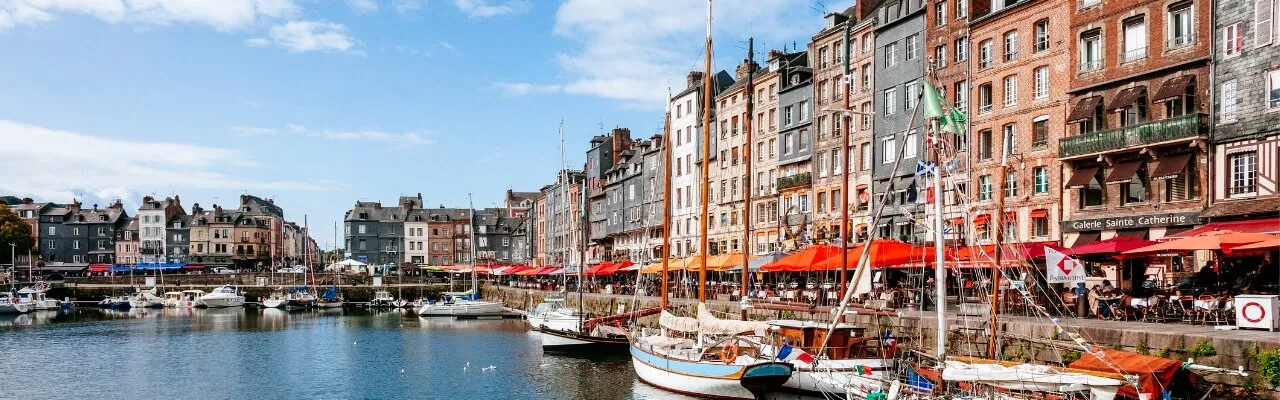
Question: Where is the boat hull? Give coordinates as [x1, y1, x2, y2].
[540, 328, 630, 351]
[417, 301, 503, 316]
[630, 341, 755, 400]
[315, 300, 343, 309]
[740, 362, 795, 399]
[285, 299, 316, 308]
[30, 300, 61, 311]
[261, 299, 286, 308]
[0, 303, 31, 314]
[127, 299, 164, 309]
[200, 296, 245, 308]
[165, 300, 200, 308]
[777, 360, 892, 398]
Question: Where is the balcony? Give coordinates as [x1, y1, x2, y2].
[1059, 113, 1205, 158]
[1079, 59, 1103, 73]
[1167, 35, 1194, 49]
[777, 172, 812, 191]
[1122, 47, 1147, 63]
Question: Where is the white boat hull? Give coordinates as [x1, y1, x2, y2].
[165, 300, 201, 308]
[200, 296, 245, 308]
[262, 299, 286, 308]
[30, 300, 61, 311]
[0, 303, 31, 314]
[630, 344, 755, 400]
[416, 301, 503, 316]
[540, 330, 592, 347]
[527, 314, 581, 332]
[315, 300, 343, 308]
[128, 298, 164, 309]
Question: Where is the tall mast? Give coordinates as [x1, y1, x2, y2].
[740, 37, 754, 319]
[697, 0, 713, 304]
[989, 136, 1010, 358]
[558, 119, 570, 290]
[578, 159, 588, 326]
[839, 17, 853, 298]
[661, 88, 673, 310]
[932, 128, 948, 360]
[467, 194, 478, 295]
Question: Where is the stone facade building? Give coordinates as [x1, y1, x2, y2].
[774, 51, 816, 250]
[668, 71, 733, 258]
[540, 169, 585, 267]
[745, 63, 781, 256]
[710, 60, 760, 255]
[871, 0, 928, 243]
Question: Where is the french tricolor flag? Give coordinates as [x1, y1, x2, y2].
[776, 344, 815, 365]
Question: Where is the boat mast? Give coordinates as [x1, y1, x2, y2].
[932, 122, 948, 360]
[839, 17, 852, 299]
[559, 120, 571, 291]
[661, 87, 673, 310]
[989, 133, 1010, 358]
[467, 194, 478, 296]
[697, 0, 712, 304]
[306, 215, 314, 287]
[740, 37, 754, 319]
[578, 152, 589, 328]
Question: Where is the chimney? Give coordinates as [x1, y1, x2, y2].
[191, 203, 202, 214]
[734, 59, 759, 80]
[611, 127, 632, 165]
[22, 197, 32, 204]
[93, 203, 98, 211]
[374, 202, 382, 210]
[686, 71, 704, 89]
[240, 194, 249, 205]
[143, 195, 154, 203]
[110, 200, 123, 210]
[267, 198, 274, 204]
[768, 49, 784, 61]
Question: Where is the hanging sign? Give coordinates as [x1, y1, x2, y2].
[1045, 246, 1085, 283]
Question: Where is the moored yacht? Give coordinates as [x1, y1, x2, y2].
[17, 283, 61, 311]
[127, 288, 165, 309]
[369, 290, 398, 308]
[416, 290, 503, 316]
[0, 292, 31, 314]
[199, 285, 245, 308]
[261, 288, 287, 308]
[315, 285, 342, 309]
[284, 286, 317, 308]
[528, 296, 581, 332]
[165, 290, 205, 308]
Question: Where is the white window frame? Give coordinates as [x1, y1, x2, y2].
[906, 34, 919, 61]
[1003, 31, 1018, 62]
[1003, 75, 1018, 107]
[936, 1, 947, 26]
[1034, 19, 1050, 52]
[1229, 151, 1258, 196]
[1166, 3, 1195, 48]
[885, 43, 898, 67]
[1267, 69, 1280, 109]
[1220, 79, 1238, 124]
[884, 87, 898, 115]
[955, 37, 968, 62]
[979, 40, 993, 69]
[904, 130, 919, 158]
[1123, 17, 1148, 62]
[1223, 22, 1243, 58]
[935, 44, 948, 68]
[1033, 67, 1049, 99]
[881, 137, 896, 164]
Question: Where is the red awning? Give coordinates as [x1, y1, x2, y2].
[1029, 209, 1048, 218]
[1071, 236, 1158, 256]
[182, 264, 205, 269]
[585, 262, 612, 275]
[973, 214, 989, 225]
[1065, 166, 1100, 189]
[88, 264, 111, 272]
[1168, 217, 1280, 238]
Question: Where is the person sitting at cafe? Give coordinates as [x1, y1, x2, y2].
[1195, 261, 1219, 288]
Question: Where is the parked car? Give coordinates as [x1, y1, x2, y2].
[275, 267, 304, 273]
[212, 267, 236, 274]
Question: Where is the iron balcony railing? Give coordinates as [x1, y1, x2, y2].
[1079, 59, 1103, 73]
[1122, 47, 1147, 62]
[777, 172, 813, 191]
[1059, 113, 1205, 158]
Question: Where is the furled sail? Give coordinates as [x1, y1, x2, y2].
[696, 303, 770, 336]
[659, 310, 700, 333]
[941, 360, 1123, 400]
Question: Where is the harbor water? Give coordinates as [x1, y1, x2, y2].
[0, 308, 695, 400]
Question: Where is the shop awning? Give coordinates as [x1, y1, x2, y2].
[182, 264, 205, 270]
[1151, 75, 1195, 102]
[1068, 231, 1102, 247]
[1108, 86, 1146, 111]
[135, 263, 184, 270]
[1071, 236, 1158, 256]
[1029, 209, 1048, 218]
[1169, 217, 1280, 238]
[110, 265, 134, 272]
[1065, 166, 1099, 189]
[1149, 153, 1192, 180]
[88, 264, 111, 272]
[1104, 161, 1142, 183]
[973, 214, 989, 225]
[1066, 96, 1103, 123]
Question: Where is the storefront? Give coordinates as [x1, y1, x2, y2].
[1063, 212, 1203, 291]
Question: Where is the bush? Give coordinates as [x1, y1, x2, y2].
[1256, 347, 1280, 388]
[1189, 340, 1217, 358]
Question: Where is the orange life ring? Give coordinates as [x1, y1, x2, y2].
[720, 343, 739, 364]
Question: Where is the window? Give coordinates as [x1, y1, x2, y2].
[800, 101, 810, 121]
[832, 148, 842, 174]
[1165, 78, 1197, 117]
[885, 42, 898, 67]
[1003, 75, 1018, 106]
[1033, 66, 1049, 99]
[979, 175, 993, 200]
[979, 40, 993, 69]
[1032, 215, 1049, 238]
[799, 130, 810, 151]
[1120, 162, 1149, 205]
[905, 80, 919, 110]
[861, 144, 872, 171]
[1003, 123, 1018, 155]
[905, 130, 919, 158]
[1004, 170, 1019, 198]
[1230, 152, 1258, 195]
[978, 83, 993, 113]
[881, 137, 896, 163]
[860, 103, 872, 129]
[1032, 117, 1049, 148]
[358, 225, 367, 234]
[1268, 70, 1280, 109]
[1034, 19, 1050, 52]
[936, 2, 947, 25]
[818, 151, 828, 177]
[1033, 167, 1049, 194]
[817, 191, 826, 213]
[1224, 23, 1243, 57]
[934, 44, 947, 68]
[1079, 168, 1105, 208]
[73, 240, 80, 250]
[1003, 31, 1018, 61]
[782, 133, 793, 154]
[783, 106, 794, 125]
[906, 34, 919, 61]
[884, 87, 898, 115]
[1218, 79, 1238, 124]
[1167, 2, 1194, 48]
[955, 37, 968, 62]
[979, 130, 993, 160]
[48, 226, 56, 235]
[1123, 17, 1147, 62]
[861, 64, 872, 89]
[956, 0, 967, 17]
[954, 80, 968, 110]
[820, 46, 830, 68]
[1079, 0, 1100, 9]
[1080, 30, 1102, 72]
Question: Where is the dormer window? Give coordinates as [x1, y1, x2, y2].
[242, 207, 250, 212]
[99, 215, 108, 222]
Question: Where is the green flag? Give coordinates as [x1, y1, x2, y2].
[941, 107, 968, 134]
[921, 81, 946, 120]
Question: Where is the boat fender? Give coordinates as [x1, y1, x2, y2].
[720, 343, 739, 364]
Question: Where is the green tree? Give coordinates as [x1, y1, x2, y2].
[0, 204, 36, 266]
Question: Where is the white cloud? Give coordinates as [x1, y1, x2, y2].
[0, 0, 300, 32]
[516, 0, 826, 107]
[491, 82, 561, 96]
[0, 120, 332, 202]
[251, 20, 361, 54]
[452, 0, 530, 18]
[438, 41, 459, 56]
[241, 124, 432, 147]
[347, 0, 379, 13]
[392, 0, 422, 14]
[230, 125, 278, 136]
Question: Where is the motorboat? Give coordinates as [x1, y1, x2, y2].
[127, 288, 165, 309]
[369, 291, 398, 308]
[416, 290, 503, 316]
[98, 295, 130, 309]
[165, 290, 205, 308]
[17, 283, 61, 311]
[527, 295, 581, 332]
[315, 285, 343, 309]
[199, 285, 245, 308]
[261, 288, 287, 308]
[0, 292, 31, 314]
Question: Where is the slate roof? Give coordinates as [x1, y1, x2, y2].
[673, 70, 735, 99]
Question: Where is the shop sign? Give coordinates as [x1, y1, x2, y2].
[1061, 212, 1201, 232]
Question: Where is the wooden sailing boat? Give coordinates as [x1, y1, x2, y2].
[628, 1, 792, 397]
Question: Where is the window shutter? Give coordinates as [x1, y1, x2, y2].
[1258, 0, 1275, 47]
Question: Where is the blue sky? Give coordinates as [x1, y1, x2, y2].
[0, 0, 847, 248]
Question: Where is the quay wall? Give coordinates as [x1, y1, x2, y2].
[488, 286, 1280, 398]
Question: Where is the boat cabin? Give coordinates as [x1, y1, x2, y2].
[767, 320, 884, 360]
[180, 290, 205, 301]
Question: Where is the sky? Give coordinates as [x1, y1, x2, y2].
[0, 0, 851, 249]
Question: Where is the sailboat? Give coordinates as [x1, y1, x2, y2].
[316, 285, 343, 308]
[285, 216, 319, 308]
[417, 194, 504, 316]
[530, 122, 587, 333]
[127, 287, 165, 309]
[629, 2, 793, 397]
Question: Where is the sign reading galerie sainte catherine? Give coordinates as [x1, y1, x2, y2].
[1061, 212, 1202, 232]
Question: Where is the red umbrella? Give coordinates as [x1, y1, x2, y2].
[1123, 230, 1279, 255]
[585, 262, 613, 275]
[811, 240, 927, 270]
[1228, 237, 1280, 253]
[760, 245, 842, 272]
[1070, 236, 1157, 256]
[596, 260, 634, 275]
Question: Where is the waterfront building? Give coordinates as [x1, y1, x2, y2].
[746, 62, 781, 256]
[236, 194, 285, 265]
[1203, 0, 1280, 226]
[1060, 0, 1212, 245]
[402, 194, 428, 265]
[115, 217, 139, 265]
[540, 169, 585, 267]
[452, 208, 472, 265]
[70, 200, 129, 265]
[710, 59, 760, 255]
[964, 0, 1071, 245]
[922, 0, 970, 245]
[773, 50, 816, 251]
[426, 206, 469, 266]
[668, 70, 733, 258]
[11, 198, 53, 267]
[533, 194, 547, 265]
[871, 0, 928, 243]
[604, 136, 665, 265]
[586, 128, 631, 267]
[137, 196, 185, 263]
[164, 214, 190, 264]
[475, 208, 526, 265]
[231, 212, 272, 270]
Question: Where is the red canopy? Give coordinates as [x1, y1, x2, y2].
[1068, 349, 1187, 398]
[951, 242, 1065, 261]
[88, 264, 111, 272]
[760, 245, 842, 272]
[1071, 236, 1157, 256]
[810, 240, 930, 270]
[593, 260, 633, 275]
[1168, 217, 1280, 238]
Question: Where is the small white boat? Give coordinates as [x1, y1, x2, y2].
[127, 288, 165, 309]
[416, 290, 503, 316]
[392, 299, 409, 308]
[528, 296, 581, 332]
[199, 285, 245, 308]
[370, 291, 399, 308]
[164, 290, 205, 308]
[261, 288, 287, 308]
[17, 283, 61, 311]
[284, 288, 317, 308]
[0, 292, 32, 314]
[99, 295, 131, 309]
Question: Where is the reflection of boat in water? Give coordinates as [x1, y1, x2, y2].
[199, 285, 245, 308]
[0, 292, 32, 314]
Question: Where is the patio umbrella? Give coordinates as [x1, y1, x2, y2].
[585, 262, 613, 275]
[1226, 237, 1280, 253]
[811, 240, 930, 270]
[618, 262, 643, 272]
[1070, 236, 1157, 256]
[728, 252, 785, 272]
[760, 245, 842, 272]
[697, 253, 753, 272]
[1123, 230, 1279, 256]
[596, 260, 634, 274]
[641, 258, 687, 273]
